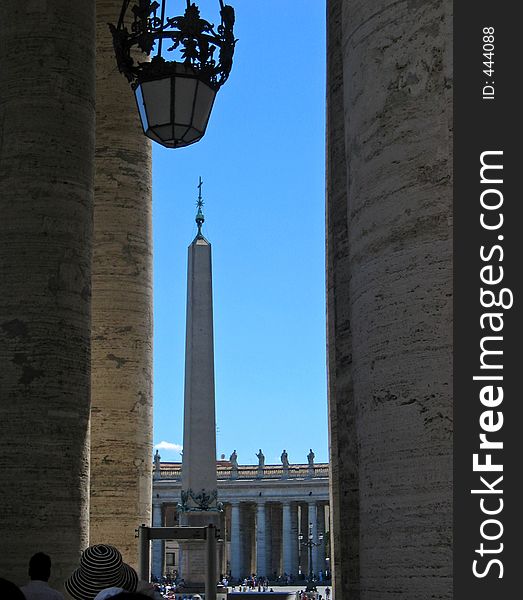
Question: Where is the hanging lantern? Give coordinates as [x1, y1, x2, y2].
[110, 0, 236, 148]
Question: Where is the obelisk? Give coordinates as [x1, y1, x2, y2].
[179, 180, 221, 588]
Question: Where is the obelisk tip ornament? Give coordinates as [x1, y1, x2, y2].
[195, 176, 205, 237]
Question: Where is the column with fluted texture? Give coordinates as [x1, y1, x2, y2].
[0, 0, 95, 588]
[90, 0, 153, 569]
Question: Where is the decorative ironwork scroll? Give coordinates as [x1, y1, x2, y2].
[110, 0, 236, 89]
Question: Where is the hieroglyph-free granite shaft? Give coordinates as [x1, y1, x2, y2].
[182, 233, 218, 498]
[180, 210, 221, 586]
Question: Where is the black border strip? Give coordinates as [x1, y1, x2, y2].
[454, 3, 520, 597]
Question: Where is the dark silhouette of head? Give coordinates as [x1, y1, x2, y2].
[0, 577, 26, 599]
[28, 552, 52, 581]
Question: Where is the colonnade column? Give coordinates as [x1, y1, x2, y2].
[219, 509, 227, 576]
[290, 503, 299, 577]
[317, 503, 326, 576]
[256, 501, 267, 577]
[0, 1, 95, 587]
[326, 1, 453, 597]
[265, 504, 273, 577]
[308, 501, 318, 578]
[230, 501, 241, 579]
[282, 501, 293, 575]
[90, 0, 153, 569]
[299, 504, 309, 576]
[151, 502, 164, 579]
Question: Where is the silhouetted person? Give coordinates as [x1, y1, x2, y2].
[0, 577, 26, 600]
[21, 553, 64, 600]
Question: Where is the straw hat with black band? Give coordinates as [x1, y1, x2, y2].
[65, 544, 138, 600]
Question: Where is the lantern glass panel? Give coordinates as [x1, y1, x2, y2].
[141, 78, 171, 127]
[174, 77, 197, 126]
[152, 124, 175, 143]
[133, 66, 218, 148]
[146, 128, 162, 144]
[135, 85, 149, 134]
[192, 82, 216, 133]
[183, 128, 201, 143]
[174, 125, 190, 141]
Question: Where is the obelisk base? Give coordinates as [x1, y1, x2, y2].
[179, 511, 222, 590]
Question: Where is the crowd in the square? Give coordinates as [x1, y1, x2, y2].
[1, 547, 331, 600]
[0, 546, 162, 600]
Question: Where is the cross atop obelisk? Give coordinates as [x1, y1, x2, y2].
[196, 176, 205, 237]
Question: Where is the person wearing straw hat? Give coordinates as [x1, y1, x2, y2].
[65, 544, 138, 600]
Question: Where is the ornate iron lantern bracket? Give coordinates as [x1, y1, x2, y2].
[110, 0, 236, 91]
[109, 1, 236, 148]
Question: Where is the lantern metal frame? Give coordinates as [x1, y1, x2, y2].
[110, 0, 236, 147]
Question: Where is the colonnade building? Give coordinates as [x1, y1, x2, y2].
[152, 456, 331, 581]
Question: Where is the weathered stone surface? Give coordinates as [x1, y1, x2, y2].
[89, 0, 153, 568]
[326, 1, 357, 599]
[0, 0, 95, 587]
[326, 1, 453, 598]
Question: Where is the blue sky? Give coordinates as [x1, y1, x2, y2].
[152, 1, 327, 466]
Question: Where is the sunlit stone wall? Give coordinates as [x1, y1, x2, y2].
[89, 0, 153, 568]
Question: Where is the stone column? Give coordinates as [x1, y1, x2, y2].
[290, 503, 299, 578]
[250, 505, 257, 576]
[282, 502, 293, 575]
[302, 504, 311, 577]
[326, 1, 453, 598]
[271, 504, 283, 577]
[229, 502, 240, 579]
[256, 502, 267, 577]
[317, 504, 326, 576]
[326, 3, 355, 596]
[219, 509, 227, 576]
[0, 0, 94, 589]
[265, 504, 273, 576]
[90, 0, 153, 569]
[151, 502, 164, 579]
[241, 503, 255, 578]
[308, 502, 318, 578]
